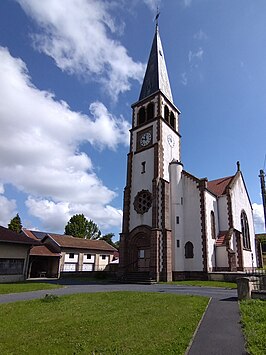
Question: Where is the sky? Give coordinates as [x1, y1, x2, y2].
[0, 0, 265, 239]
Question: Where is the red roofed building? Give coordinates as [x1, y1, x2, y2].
[22, 229, 118, 278]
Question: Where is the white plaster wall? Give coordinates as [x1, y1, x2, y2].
[83, 254, 95, 263]
[161, 122, 180, 182]
[169, 162, 184, 271]
[205, 192, 219, 271]
[98, 255, 110, 271]
[65, 253, 78, 263]
[230, 175, 257, 267]
[218, 196, 229, 231]
[182, 176, 202, 271]
[216, 246, 228, 268]
[129, 147, 154, 232]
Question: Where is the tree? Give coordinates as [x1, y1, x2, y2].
[64, 214, 101, 239]
[8, 213, 22, 233]
[99, 233, 120, 249]
[99, 233, 117, 248]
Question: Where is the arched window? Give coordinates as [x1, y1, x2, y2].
[147, 103, 154, 121]
[170, 112, 175, 129]
[211, 211, 216, 239]
[185, 241, 194, 258]
[138, 107, 146, 125]
[164, 105, 169, 123]
[241, 211, 251, 249]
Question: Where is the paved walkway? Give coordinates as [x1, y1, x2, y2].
[188, 297, 246, 355]
[0, 282, 246, 354]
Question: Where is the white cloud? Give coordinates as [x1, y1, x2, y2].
[143, 0, 161, 13]
[193, 30, 208, 41]
[182, 0, 192, 7]
[26, 197, 70, 232]
[252, 203, 265, 233]
[181, 72, 188, 86]
[17, 0, 145, 101]
[0, 46, 125, 231]
[0, 195, 17, 227]
[88, 101, 130, 149]
[188, 48, 204, 63]
[26, 197, 122, 232]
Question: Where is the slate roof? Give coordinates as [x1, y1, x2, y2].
[207, 176, 234, 196]
[48, 234, 117, 252]
[0, 225, 37, 245]
[139, 26, 173, 102]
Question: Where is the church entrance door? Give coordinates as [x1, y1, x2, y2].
[138, 248, 150, 271]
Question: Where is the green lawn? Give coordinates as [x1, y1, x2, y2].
[161, 280, 237, 289]
[0, 282, 62, 294]
[240, 299, 266, 355]
[0, 292, 209, 354]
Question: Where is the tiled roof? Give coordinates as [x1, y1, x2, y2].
[48, 234, 117, 252]
[0, 226, 37, 245]
[215, 231, 227, 246]
[30, 245, 60, 257]
[22, 228, 39, 240]
[207, 176, 234, 196]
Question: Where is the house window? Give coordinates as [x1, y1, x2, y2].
[69, 253, 75, 259]
[0, 258, 24, 275]
[138, 107, 146, 125]
[241, 210, 251, 250]
[139, 250, 145, 258]
[176, 240, 180, 248]
[185, 242, 194, 258]
[101, 255, 107, 260]
[147, 103, 154, 121]
[164, 105, 169, 123]
[86, 254, 91, 259]
[181, 197, 183, 205]
[211, 211, 216, 239]
[176, 216, 179, 224]
[141, 161, 146, 174]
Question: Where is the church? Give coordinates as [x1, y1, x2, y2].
[119, 24, 257, 282]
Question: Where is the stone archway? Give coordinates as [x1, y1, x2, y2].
[128, 232, 150, 272]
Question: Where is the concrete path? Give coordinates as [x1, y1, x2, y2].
[0, 281, 246, 354]
[0, 281, 236, 303]
[188, 297, 246, 355]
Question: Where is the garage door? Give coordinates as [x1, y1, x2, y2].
[82, 263, 93, 271]
[63, 263, 77, 272]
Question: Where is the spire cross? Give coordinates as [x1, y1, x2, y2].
[155, 6, 160, 28]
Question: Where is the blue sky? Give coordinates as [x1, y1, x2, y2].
[0, 0, 265, 239]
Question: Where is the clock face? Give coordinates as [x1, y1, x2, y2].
[167, 134, 175, 148]
[140, 132, 152, 147]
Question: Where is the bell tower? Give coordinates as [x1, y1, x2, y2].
[119, 24, 181, 281]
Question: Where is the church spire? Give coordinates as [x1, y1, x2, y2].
[139, 22, 173, 103]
